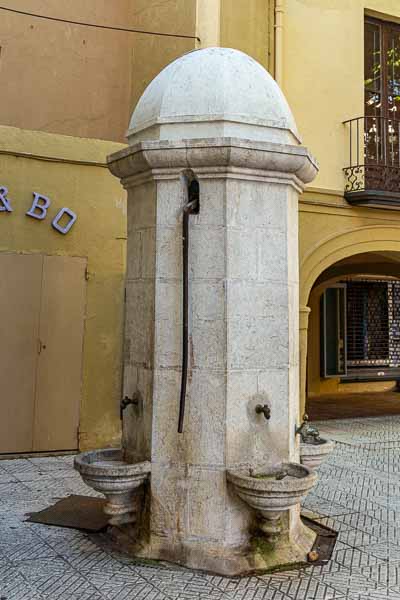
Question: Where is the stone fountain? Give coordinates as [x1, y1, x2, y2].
[75, 47, 319, 575]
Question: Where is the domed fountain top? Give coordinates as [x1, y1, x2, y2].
[127, 47, 300, 145]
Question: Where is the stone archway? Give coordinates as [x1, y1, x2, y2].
[299, 225, 400, 414]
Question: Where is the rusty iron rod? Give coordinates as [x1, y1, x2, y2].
[178, 183, 199, 433]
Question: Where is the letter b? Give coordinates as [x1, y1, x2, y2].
[26, 193, 50, 220]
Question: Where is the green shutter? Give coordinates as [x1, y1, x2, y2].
[320, 285, 347, 378]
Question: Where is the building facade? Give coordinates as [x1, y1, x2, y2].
[285, 1, 400, 410]
[0, 1, 275, 454]
[2, 0, 400, 454]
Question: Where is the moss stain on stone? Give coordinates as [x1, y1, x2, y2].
[251, 535, 277, 557]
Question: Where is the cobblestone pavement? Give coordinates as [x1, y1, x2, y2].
[1, 416, 400, 599]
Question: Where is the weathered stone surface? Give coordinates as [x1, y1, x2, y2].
[126, 48, 300, 146]
[105, 47, 318, 575]
[190, 226, 225, 280]
[156, 226, 181, 280]
[300, 439, 336, 471]
[74, 449, 151, 526]
[124, 280, 154, 368]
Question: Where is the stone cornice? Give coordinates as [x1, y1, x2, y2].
[107, 138, 318, 189]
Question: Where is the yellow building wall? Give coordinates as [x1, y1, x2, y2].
[0, 1, 196, 142]
[220, 0, 272, 70]
[0, 125, 127, 450]
[127, 0, 197, 119]
[196, 0, 272, 71]
[281, 1, 400, 398]
[300, 195, 400, 397]
[0, 1, 274, 143]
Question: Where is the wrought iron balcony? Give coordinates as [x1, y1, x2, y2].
[343, 116, 400, 208]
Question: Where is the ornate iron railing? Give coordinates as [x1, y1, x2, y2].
[343, 116, 400, 195]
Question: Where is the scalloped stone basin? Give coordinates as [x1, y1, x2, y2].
[300, 439, 335, 471]
[227, 462, 317, 542]
[74, 449, 151, 526]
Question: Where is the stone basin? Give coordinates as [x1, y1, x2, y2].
[300, 438, 335, 471]
[74, 449, 151, 526]
[227, 462, 317, 542]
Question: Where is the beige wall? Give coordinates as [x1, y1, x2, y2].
[0, 1, 196, 142]
[0, 125, 127, 450]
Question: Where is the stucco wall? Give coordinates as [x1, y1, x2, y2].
[0, 125, 127, 450]
[0, 1, 196, 142]
[196, 0, 272, 71]
[220, 0, 272, 70]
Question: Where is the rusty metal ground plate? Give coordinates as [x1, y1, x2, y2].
[26, 494, 108, 532]
[301, 514, 338, 565]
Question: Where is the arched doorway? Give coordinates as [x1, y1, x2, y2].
[300, 226, 400, 420]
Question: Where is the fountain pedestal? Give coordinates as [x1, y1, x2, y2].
[107, 48, 318, 575]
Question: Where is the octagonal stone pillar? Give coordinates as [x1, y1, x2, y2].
[108, 48, 318, 575]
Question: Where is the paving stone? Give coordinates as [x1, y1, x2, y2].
[1, 417, 400, 599]
[336, 528, 379, 547]
[357, 541, 400, 562]
[312, 570, 386, 596]
[347, 590, 400, 600]
[360, 560, 400, 587]
[268, 576, 345, 599]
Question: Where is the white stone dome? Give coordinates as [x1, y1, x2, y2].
[127, 47, 300, 145]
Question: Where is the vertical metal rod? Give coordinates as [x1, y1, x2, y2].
[383, 116, 387, 164]
[398, 120, 400, 167]
[350, 119, 352, 166]
[356, 118, 359, 166]
[178, 182, 199, 433]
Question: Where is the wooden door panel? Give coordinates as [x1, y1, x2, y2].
[0, 254, 43, 453]
[33, 255, 86, 451]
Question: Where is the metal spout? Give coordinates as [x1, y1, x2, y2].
[120, 393, 139, 420]
[255, 404, 271, 420]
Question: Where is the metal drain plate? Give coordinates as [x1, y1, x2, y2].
[301, 515, 338, 564]
[26, 494, 108, 532]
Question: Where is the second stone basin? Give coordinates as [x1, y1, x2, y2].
[227, 462, 317, 542]
[300, 439, 335, 471]
[74, 448, 151, 526]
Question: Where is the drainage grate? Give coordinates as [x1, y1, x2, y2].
[301, 515, 338, 565]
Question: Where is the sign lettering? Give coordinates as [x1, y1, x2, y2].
[52, 208, 77, 235]
[0, 187, 12, 212]
[26, 192, 51, 220]
[0, 185, 77, 234]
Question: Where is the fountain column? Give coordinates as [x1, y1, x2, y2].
[108, 48, 318, 575]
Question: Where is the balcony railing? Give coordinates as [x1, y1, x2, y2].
[343, 116, 400, 207]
